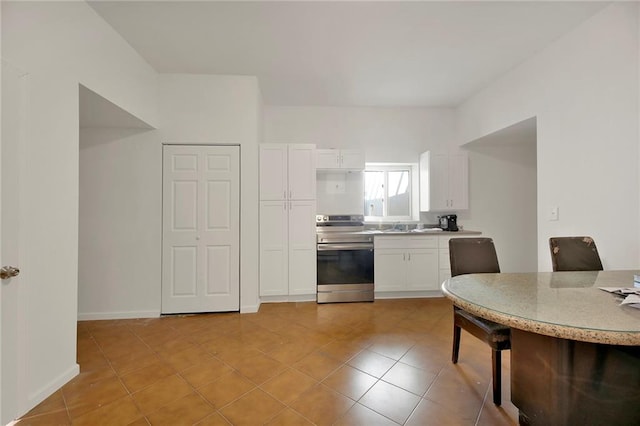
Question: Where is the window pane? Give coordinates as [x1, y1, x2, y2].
[387, 170, 410, 216]
[364, 171, 384, 217]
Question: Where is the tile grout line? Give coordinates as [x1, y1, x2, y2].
[21, 299, 516, 425]
[474, 377, 491, 426]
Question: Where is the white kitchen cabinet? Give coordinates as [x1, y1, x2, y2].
[259, 144, 317, 298]
[316, 149, 365, 170]
[419, 151, 469, 211]
[374, 236, 439, 293]
[374, 249, 405, 292]
[259, 200, 317, 298]
[259, 201, 289, 296]
[287, 200, 317, 295]
[260, 144, 316, 200]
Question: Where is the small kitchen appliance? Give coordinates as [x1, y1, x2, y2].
[438, 214, 458, 231]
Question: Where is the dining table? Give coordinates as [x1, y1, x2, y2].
[442, 270, 640, 426]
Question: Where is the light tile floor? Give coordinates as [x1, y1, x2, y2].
[16, 298, 518, 425]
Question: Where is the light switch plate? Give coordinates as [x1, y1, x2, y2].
[549, 206, 559, 221]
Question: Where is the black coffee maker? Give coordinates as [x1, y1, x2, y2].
[438, 214, 458, 231]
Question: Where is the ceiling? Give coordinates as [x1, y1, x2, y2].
[88, 1, 609, 108]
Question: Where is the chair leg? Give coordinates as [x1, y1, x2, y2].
[492, 349, 502, 406]
[452, 325, 461, 364]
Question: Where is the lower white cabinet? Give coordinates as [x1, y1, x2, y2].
[374, 234, 483, 296]
[259, 200, 317, 297]
[374, 236, 439, 292]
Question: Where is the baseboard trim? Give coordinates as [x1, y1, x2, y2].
[260, 294, 317, 304]
[25, 363, 79, 418]
[77, 310, 160, 321]
[241, 302, 260, 313]
[374, 290, 444, 299]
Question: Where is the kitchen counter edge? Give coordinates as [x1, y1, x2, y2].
[371, 230, 482, 236]
[441, 280, 640, 346]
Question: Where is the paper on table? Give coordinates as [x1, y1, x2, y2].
[620, 294, 640, 309]
[599, 287, 640, 295]
[599, 288, 640, 309]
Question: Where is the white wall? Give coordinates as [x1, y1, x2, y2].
[457, 3, 639, 271]
[457, 120, 538, 272]
[1, 0, 158, 416]
[264, 106, 455, 162]
[79, 128, 161, 319]
[159, 74, 262, 313]
[317, 171, 364, 215]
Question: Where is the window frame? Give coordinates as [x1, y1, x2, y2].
[364, 163, 414, 222]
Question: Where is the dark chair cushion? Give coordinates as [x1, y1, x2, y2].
[549, 236, 603, 272]
[449, 238, 500, 277]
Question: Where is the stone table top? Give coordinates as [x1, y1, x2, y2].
[441, 270, 640, 345]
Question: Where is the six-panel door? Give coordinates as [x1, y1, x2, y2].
[162, 145, 240, 313]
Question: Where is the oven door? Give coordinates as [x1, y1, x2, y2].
[317, 243, 374, 303]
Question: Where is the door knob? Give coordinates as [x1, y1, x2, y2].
[0, 266, 20, 279]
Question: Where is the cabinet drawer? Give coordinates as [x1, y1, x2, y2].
[374, 236, 406, 249]
[375, 236, 438, 249]
[406, 236, 438, 249]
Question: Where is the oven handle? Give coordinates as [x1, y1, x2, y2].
[317, 243, 374, 251]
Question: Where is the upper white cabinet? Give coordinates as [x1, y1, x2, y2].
[260, 144, 316, 201]
[316, 149, 365, 170]
[419, 151, 469, 211]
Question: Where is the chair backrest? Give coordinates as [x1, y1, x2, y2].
[549, 236, 603, 272]
[449, 238, 501, 277]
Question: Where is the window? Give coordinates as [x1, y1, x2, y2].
[364, 164, 412, 220]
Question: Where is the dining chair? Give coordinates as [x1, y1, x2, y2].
[549, 236, 603, 271]
[549, 236, 607, 387]
[449, 237, 510, 406]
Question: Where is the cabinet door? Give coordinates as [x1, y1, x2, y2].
[339, 150, 365, 170]
[259, 144, 287, 200]
[406, 249, 439, 290]
[448, 154, 469, 210]
[419, 151, 449, 211]
[429, 153, 450, 211]
[374, 249, 406, 291]
[419, 152, 469, 212]
[288, 200, 317, 295]
[316, 149, 340, 169]
[259, 201, 288, 296]
[288, 144, 316, 200]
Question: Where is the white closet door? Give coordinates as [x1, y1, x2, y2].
[162, 145, 239, 313]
